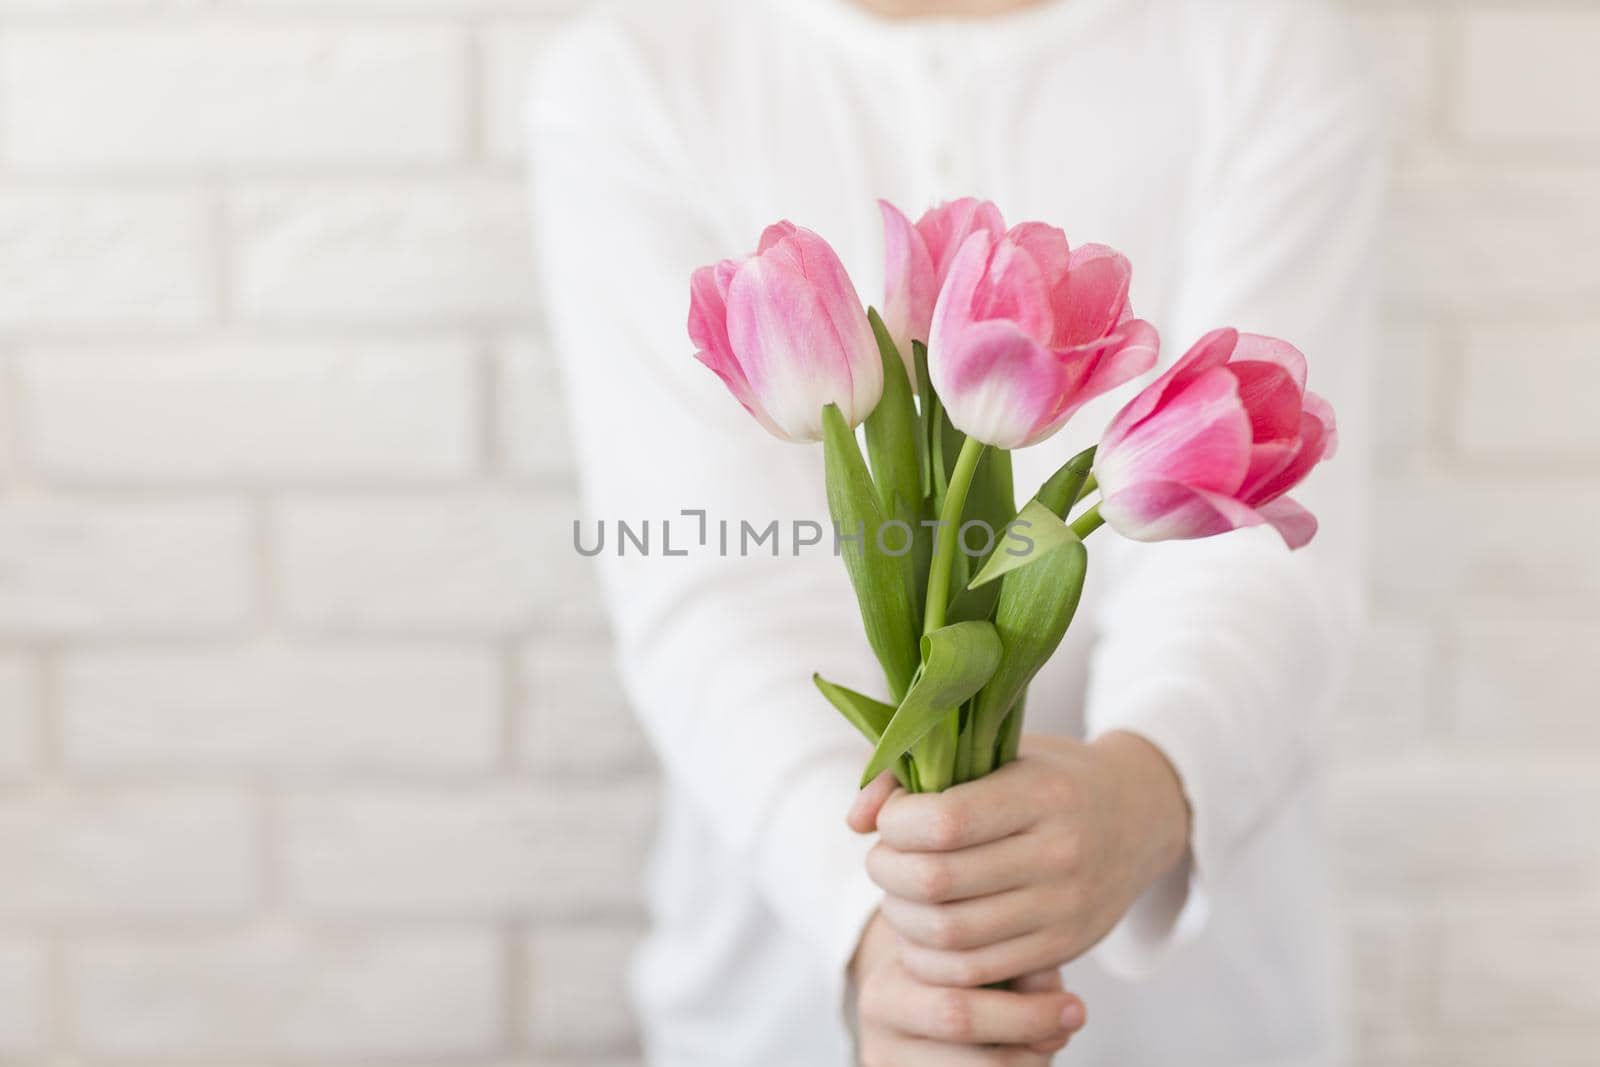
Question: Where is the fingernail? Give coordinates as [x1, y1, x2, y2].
[1060, 1000, 1086, 1030]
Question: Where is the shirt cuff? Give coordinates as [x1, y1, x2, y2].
[1087, 680, 1225, 978]
[753, 746, 883, 1029]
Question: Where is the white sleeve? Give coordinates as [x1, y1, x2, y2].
[1087, 5, 1387, 976]
[527, 19, 881, 1012]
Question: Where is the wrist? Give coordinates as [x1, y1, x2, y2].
[1091, 730, 1192, 883]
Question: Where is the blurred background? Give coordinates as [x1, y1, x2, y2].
[0, 0, 1596, 1065]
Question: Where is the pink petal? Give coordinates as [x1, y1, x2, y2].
[1007, 222, 1072, 289]
[1095, 366, 1252, 496]
[1076, 317, 1160, 400]
[1304, 390, 1339, 461]
[1247, 404, 1333, 505]
[928, 230, 997, 349]
[1099, 481, 1267, 543]
[757, 220, 801, 255]
[971, 234, 1054, 344]
[1233, 333, 1307, 391]
[727, 252, 859, 440]
[1256, 496, 1319, 549]
[879, 200, 938, 358]
[1227, 360, 1303, 442]
[928, 318, 1067, 449]
[1101, 327, 1239, 455]
[1029, 318, 1160, 442]
[1052, 244, 1132, 348]
[919, 198, 1007, 281]
[1238, 438, 1301, 502]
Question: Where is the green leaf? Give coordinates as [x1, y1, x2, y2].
[812, 674, 896, 742]
[822, 404, 921, 702]
[967, 499, 1081, 589]
[865, 309, 922, 522]
[813, 674, 912, 790]
[1035, 445, 1097, 519]
[861, 620, 1003, 786]
[968, 538, 1088, 778]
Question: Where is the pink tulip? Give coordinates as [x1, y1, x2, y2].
[689, 221, 883, 442]
[880, 198, 1007, 362]
[925, 223, 1159, 449]
[1094, 328, 1337, 549]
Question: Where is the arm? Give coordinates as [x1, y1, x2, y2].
[528, 19, 883, 1012]
[853, 3, 1386, 983]
[1084, 3, 1385, 973]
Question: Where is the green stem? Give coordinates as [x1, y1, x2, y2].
[910, 434, 985, 794]
[924, 436, 987, 634]
[1070, 502, 1105, 540]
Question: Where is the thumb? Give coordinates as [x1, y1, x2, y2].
[846, 771, 899, 834]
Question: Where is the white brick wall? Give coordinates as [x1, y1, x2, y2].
[0, 1, 1595, 1064]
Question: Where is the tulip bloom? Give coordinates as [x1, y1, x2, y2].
[1094, 328, 1337, 549]
[925, 223, 1159, 449]
[690, 221, 882, 442]
[880, 198, 1008, 362]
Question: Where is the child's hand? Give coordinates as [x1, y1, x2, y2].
[849, 733, 1191, 988]
[851, 911, 1085, 1065]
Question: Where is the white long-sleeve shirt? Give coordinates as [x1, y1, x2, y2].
[528, 1, 1383, 1064]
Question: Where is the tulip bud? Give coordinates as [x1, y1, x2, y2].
[1094, 328, 1337, 549]
[689, 222, 882, 442]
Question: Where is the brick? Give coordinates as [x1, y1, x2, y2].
[0, 190, 206, 328]
[0, 787, 257, 918]
[498, 335, 577, 480]
[1455, 320, 1600, 460]
[1373, 475, 1600, 607]
[1438, 913, 1600, 1028]
[229, 181, 537, 325]
[0, 655, 40, 778]
[1336, 616, 1431, 754]
[1453, 618, 1600, 744]
[526, 921, 640, 1053]
[1343, 910, 1426, 1058]
[1331, 757, 1598, 896]
[484, 22, 555, 165]
[72, 925, 500, 1059]
[0, 26, 464, 171]
[281, 783, 652, 917]
[19, 340, 478, 484]
[0, 498, 254, 637]
[60, 644, 501, 775]
[277, 491, 603, 635]
[1459, 12, 1600, 145]
[1385, 165, 1600, 308]
[1354, 11, 1438, 146]
[521, 634, 651, 775]
[0, 937, 47, 1057]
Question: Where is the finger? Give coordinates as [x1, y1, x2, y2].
[848, 771, 901, 834]
[876, 760, 1044, 851]
[1008, 969, 1078, 1056]
[900, 928, 1072, 990]
[867, 831, 1042, 904]
[1010, 967, 1063, 993]
[880, 887, 1049, 952]
[861, 963, 1077, 1046]
[865, 1034, 1054, 1067]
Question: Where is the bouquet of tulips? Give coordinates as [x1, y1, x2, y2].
[689, 199, 1336, 793]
